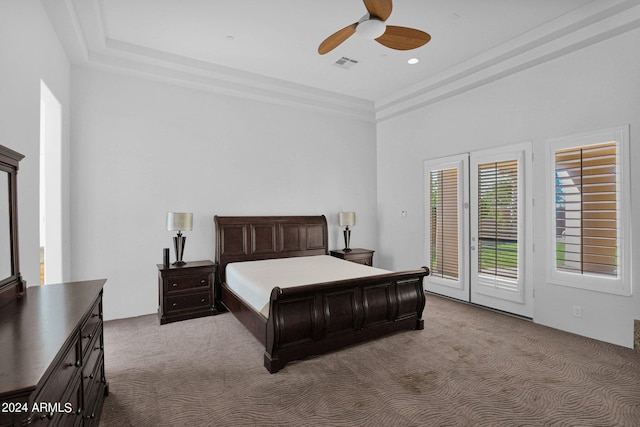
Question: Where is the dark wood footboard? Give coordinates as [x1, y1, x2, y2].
[215, 215, 430, 373]
[264, 267, 429, 373]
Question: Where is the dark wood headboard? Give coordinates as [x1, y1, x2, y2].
[214, 215, 328, 283]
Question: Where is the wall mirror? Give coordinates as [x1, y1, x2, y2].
[0, 145, 25, 308]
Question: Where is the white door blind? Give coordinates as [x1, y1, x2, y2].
[554, 141, 618, 277]
[429, 168, 459, 280]
[477, 160, 518, 280]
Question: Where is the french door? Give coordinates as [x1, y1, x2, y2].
[424, 142, 533, 317]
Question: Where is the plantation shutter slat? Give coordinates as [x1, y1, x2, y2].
[554, 141, 618, 277]
[477, 160, 519, 281]
[430, 168, 459, 280]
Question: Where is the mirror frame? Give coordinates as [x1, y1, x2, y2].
[0, 145, 25, 309]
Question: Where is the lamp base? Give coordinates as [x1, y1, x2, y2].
[173, 233, 187, 266]
[343, 227, 352, 252]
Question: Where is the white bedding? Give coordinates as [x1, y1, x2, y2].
[225, 255, 391, 317]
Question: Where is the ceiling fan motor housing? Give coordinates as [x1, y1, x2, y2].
[356, 18, 386, 39]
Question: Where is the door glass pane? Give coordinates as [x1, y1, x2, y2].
[477, 160, 518, 280]
[430, 168, 459, 280]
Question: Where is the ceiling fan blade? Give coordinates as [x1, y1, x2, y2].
[375, 25, 431, 50]
[363, 0, 393, 21]
[318, 23, 357, 55]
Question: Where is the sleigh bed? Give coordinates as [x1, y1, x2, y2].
[214, 215, 429, 373]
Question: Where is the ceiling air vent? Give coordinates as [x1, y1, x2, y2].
[333, 57, 358, 69]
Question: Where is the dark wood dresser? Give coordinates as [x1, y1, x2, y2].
[0, 279, 108, 427]
[157, 260, 219, 324]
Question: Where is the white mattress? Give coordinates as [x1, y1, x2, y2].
[225, 255, 391, 317]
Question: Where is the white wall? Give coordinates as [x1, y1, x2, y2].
[70, 67, 378, 320]
[0, 0, 71, 286]
[376, 28, 640, 348]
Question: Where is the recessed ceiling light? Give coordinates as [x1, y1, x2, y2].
[408, 58, 420, 65]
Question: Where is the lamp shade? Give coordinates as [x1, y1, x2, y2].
[167, 212, 193, 231]
[339, 212, 356, 227]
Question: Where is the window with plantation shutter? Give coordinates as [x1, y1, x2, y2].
[477, 160, 519, 282]
[555, 142, 617, 276]
[430, 168, 459, 280]
[547, 126, 631, 296]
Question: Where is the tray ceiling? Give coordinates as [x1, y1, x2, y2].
[43, 0, 640, 121]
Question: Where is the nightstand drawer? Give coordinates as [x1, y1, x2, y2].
[346, 256, 372, 266]
[164, 274, 210, 294]
[166, 292, 211, 314]
[330, 248, 375, 266]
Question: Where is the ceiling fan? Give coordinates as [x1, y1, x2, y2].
[318, 0, 431, 55]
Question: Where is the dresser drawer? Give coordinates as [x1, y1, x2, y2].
[164, 274, 210, 294]
[57, 381, 83, 427]
[28, 385, 80, 427]
[82, 359, 106, 427]
[80, 299, 102, 357]
[29, 340, 80, 426]
[82, 327, 103, 397]
[166, 292, 211, 314]
[33, 338, 80, 407]
[82, 354, 105, 421]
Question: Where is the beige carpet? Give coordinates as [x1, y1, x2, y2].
[99, 294, 640, 426]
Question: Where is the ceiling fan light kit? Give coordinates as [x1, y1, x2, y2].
[318, 0, 431, 55]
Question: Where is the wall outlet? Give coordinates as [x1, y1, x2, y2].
[400, 210, 407, 218]
[572, 305, 582, 318]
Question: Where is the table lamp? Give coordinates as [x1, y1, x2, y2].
[167, 212, 193, 265]
[339, 212, 356, 252]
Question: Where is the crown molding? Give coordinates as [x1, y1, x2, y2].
[375, 0, 640, 121]
[43, 0, 375, 122]
[42, 0, 640, 124]
[89, 38, 376, 122]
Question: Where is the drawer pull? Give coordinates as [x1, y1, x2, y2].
[84, 413, 96, 420]
[67, 360, 81, 368]
[83, 333, 93, 339]
[86, 373, 95, 380]
[200, 298, 205, 303]
[40, 412, 54, 420]
[91, 313, 100, 318]
[172, 302, 177, 307]
[95, 345, 104, 351]
[172, 283, 178, 287]
[200, 279, 206, 284]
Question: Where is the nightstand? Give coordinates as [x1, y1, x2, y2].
[330, 248, 375, 266]
[157, 260, 220, 324]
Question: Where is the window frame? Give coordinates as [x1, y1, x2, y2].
[546, 126, 631, 296]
